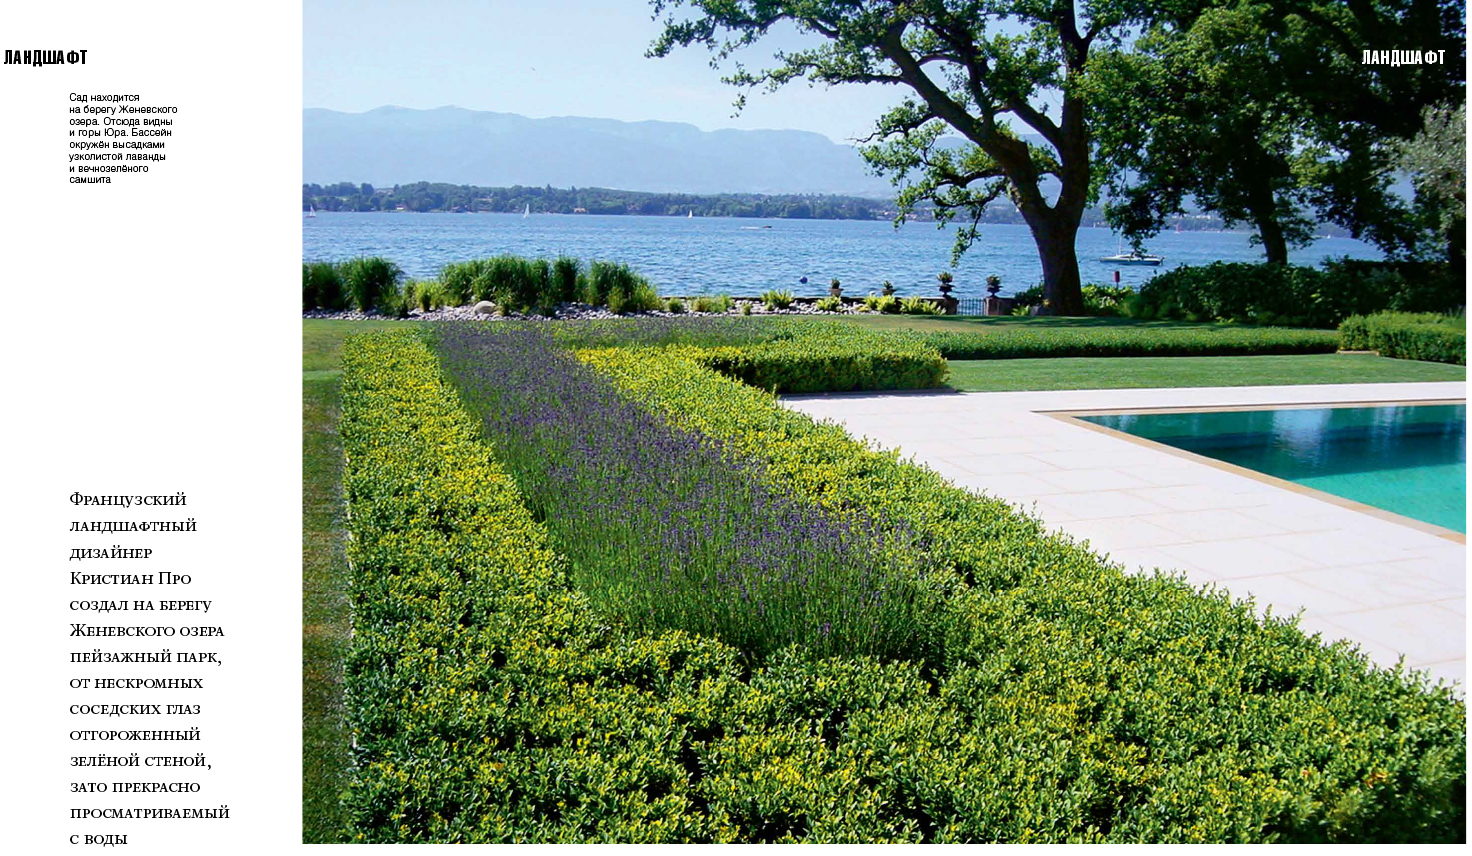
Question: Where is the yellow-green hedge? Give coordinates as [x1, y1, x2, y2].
[690, 324, 948, 392]
[583, 345, 1467, 842]
[338, 330, 1464, 842]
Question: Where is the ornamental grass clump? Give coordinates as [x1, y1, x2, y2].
[761, 288, 795, 310]
[438, 259, 484, 306]
[339, 255, 403, 313]
[693, 294, 734, 313]
[432, 323, 931, 662]
[302, 261, 346, 311]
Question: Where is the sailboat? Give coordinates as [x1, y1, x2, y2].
[1099, 236, 1162, 265]
[523, 204, 530, 218]
[305, 205, 316, 218]
[688, 209, 693, 218]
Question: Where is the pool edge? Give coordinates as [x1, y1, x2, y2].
[1044, 403, 1467, 544]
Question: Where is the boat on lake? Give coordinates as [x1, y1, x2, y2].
[1099, 251, 1164, 265]
[1099, 237, 1162, 265]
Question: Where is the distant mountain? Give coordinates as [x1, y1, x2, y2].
[303, 106, 899, 197]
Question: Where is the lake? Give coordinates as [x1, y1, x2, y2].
[302, 212, 1382, 299]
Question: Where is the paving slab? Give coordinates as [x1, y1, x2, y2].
[786, 382, 1467, 692]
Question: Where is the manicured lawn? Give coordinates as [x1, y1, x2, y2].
[303, 318, 403, 373]
[948, 353, 1466, 391]
[302, 322, 370, 843]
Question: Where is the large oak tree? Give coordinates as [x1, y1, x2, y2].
[649, 1, 1152, 315]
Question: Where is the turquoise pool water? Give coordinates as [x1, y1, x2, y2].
[1080, 404, 1467, 532]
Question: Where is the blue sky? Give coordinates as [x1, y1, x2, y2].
[304, 0, 912, 143]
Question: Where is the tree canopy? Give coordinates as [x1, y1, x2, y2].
[651, 0, 1159, 314]
[1092, 0, 1466, 264]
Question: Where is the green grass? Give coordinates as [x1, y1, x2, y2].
[840, 313, 1232, 333]
[303, 322, 367, 842]
[303, 319, 402, 373]
[947, 353, 1467, 392]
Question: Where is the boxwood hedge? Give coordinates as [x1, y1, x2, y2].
[584, 346, 1466, 842]
[1339, 313, 1466, 366]
[1129, 261, 1463, 328]
[690, 324, 949, 392]
[338, 330, 1464, 843]
[917, 325, 1341, 361]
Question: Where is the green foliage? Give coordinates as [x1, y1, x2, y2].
[1091, 2, 1463, 263]
[588, 260, 653, 310]
[586, 344, 1467, 843]
[815, 296, 842, 312]
[1394, 102, 1466, 265]
[681, 325, 949, 394]
[336, 331, 1464, 843]
[1132, 261, 1464, 328]
[438, 259, 482, 306]
[613, 279, 661, 314]
[302, 261, 346, 311]
[741, 301, 753, 316]
[664, 297, 686, 314]
[761, 289, 795, 310]
[408, 280, 442, 312]
[862, 294, 901, 314]
[553, 256, 582, 304]
[437, 255, 660, 313]
[919, 324, 1339, 360]
[338, 256, 403, 313]
[693, 294, 734, 313]
[899, 296, 942, 316]
[1079, 284, 1135, 317]
[1339, 312, 1466, 365]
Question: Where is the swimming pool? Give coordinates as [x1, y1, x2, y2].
[1078, 404, 1467, 533]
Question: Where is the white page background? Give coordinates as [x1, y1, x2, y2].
[2, 2, 302, 852]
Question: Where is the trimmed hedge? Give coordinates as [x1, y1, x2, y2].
[339, 330, 1464, 842]
[584, 346, 1467, 842]
[1340, 313, 1467, 365]
[690, 325, 949, 393]
[1130, 261, 1463, 328]
[341, 330, 736, 842]
[918, 325, 1340, 360]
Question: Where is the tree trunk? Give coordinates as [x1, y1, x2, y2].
[1037, 228, 1085, 315]
[1245, 167, 1290, 265]
[1255, 208, 1290, 265]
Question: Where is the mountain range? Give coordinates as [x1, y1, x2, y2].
[303, 106, 898, 196]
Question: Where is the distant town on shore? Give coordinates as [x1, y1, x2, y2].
[302, 181, 1360, 236]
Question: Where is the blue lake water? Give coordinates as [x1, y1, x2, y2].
[302, 212, 1382, 299]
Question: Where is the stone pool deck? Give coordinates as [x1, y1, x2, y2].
[785, 382, 1467, 691]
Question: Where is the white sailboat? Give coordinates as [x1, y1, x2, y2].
[523, 203, 530, 218]
[688, 209, 693, 218]
[1099, 236, 1162, 265]
[305, 205, 316, 218]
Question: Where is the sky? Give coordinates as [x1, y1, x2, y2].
[303, 0, 914, 144]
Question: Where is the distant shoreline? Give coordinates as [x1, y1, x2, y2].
[302, 180, 1326, 233]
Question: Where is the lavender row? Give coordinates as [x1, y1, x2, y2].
[431, 323, 931, 661]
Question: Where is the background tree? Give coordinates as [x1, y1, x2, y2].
[1394, 101, 1466, 266]
[649, 0, 1155, 315]
[1092, 0, 1465, 264]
